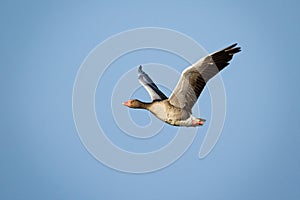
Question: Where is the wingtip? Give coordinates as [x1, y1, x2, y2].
[225, 43, 241, 54]
[232, 43, 238, 47]
[138, 65, 142, 73]
[225, 43, 238, 50]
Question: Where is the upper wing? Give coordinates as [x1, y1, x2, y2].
[138, 65, 168, 101]
[168, 43, 241, 111]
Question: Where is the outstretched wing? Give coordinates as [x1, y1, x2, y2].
[138, 65, 168, 101]
[168, 43, 241, 111]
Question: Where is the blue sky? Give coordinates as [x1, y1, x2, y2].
[1, 0, 300, 199]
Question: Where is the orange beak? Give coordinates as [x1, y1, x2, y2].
[122, 101, 129, 107]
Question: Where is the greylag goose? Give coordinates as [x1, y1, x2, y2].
[123, 43, 241, 127]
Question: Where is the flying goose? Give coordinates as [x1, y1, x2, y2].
[123, 43, 241, 127]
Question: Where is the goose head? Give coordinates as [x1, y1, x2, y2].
[122, 99, 147, 109]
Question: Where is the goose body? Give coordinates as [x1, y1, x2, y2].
[123, 43, 241, 127]
[147, 100, 191, 126]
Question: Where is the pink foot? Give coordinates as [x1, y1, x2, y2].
[192, 120, 199, 126]
[192, 120, 204, 126]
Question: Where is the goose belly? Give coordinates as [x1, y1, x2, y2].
[148, 103, 168, 121]
[148, 102, 191, 126]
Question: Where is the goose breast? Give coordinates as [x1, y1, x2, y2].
[148, 100, 190, 125]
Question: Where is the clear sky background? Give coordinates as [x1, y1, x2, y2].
[1, 0, 300, 199]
